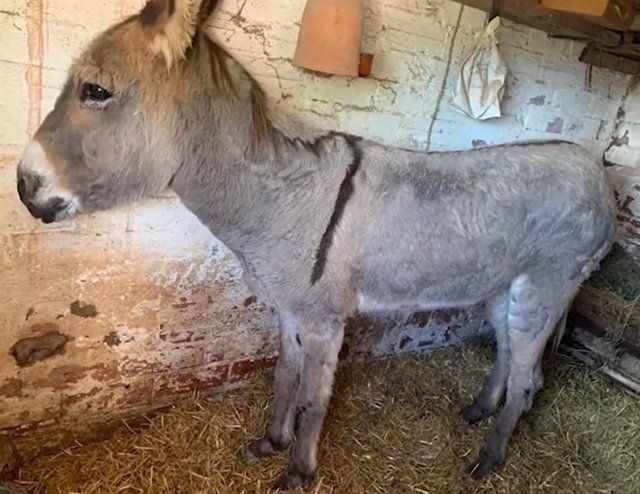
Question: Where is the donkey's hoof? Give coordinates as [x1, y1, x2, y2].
[466, 446, 503, 479]
[246, 436, 283, 462]
[460, 402, 492, 425]
[272, 464, 315, 491]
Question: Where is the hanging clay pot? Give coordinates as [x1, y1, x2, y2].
[293, 0, 364, 77]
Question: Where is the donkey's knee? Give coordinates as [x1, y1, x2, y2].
[247, 356, 299, 461]
[247, 312, 302, 461]
[276, 318, 345, 489]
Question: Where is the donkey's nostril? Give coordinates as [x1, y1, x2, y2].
[17, 178, 26, 201]
[40, 197, 68, 224]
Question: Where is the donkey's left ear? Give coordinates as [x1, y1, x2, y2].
[139, 0, 221, 68]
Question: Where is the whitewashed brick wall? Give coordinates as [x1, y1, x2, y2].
[212, 1, 630, 152]
[603, 80, 640, 260]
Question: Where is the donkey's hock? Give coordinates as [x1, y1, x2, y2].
[15, 0, 617, 490]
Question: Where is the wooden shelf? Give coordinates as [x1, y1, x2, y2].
[451, 0, 640, 74]
[541, 0, 635, 31]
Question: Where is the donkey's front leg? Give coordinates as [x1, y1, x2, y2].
[273, 315, 345, 490]
[248, 312, 302, 459]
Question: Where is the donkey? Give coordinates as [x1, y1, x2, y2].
[16, 0, 616, 489]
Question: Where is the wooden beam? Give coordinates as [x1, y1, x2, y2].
[580, 43, 640, 74]
[563, 311, 640, 397]
[541, 0, 635, 31]
[451, 0, 620, 45]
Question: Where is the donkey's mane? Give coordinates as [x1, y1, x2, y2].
[199, 34, 274, 149]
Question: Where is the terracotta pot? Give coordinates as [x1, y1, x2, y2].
[293, 0, 364, 77]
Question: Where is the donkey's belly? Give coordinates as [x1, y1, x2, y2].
[353, 253, 512, 314]
[355, 291, 488, 313]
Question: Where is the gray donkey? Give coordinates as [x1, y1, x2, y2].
[16, 0, 616, 489]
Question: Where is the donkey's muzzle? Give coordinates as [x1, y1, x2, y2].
[17, 176, 69, 223]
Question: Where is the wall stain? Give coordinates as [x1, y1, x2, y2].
[103, 331, 121, 347]
[70, 300, 98, 318]
[25, 0, 46, 137]
[546, 117, 564, 134]
[25, 307, 36, 321]
[33, 363, 118, 390]
[38, 365, 89, 390]
[0, 378, 24, 398]
[528, 94, 546, 106]
[399, 335, 412, 349]
[10, 325, 69, 368]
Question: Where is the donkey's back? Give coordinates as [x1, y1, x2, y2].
[350, 140, 616, 315]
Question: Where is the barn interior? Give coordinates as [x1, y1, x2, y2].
[2, 0, 640, 493]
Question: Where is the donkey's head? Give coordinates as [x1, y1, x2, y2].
[17, 0, 220, 223]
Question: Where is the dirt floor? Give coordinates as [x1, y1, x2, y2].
[12, 341, 640, 494]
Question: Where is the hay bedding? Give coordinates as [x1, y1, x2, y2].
[578, 244, 640, 347]
[14, 345, 640, 494]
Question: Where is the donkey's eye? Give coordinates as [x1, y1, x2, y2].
[80, 83, 113, 103]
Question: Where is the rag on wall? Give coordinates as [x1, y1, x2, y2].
[450, 16, 507, 121]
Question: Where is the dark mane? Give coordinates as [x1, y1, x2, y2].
[200, 34, 274, 149]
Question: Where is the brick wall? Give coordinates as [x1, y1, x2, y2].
[0, 0, 634, 456]
[603, 81, 640, 261]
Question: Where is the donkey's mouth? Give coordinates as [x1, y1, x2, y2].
[21, 196, 77, 223]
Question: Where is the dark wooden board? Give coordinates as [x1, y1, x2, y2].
[452, 0, 620, 44]
[562, 312, 640, 396]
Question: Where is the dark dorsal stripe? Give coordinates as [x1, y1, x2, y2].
[311, 133, 363, 284]
[497, 139, 572, 148]
[426, 139, 573, 155]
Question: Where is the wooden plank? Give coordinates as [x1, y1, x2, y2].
[574, 286, 640, 350]
[452, 0, 620, 44]
[542, 0, 616, 16]
[541, 0, 636, 30]
[562, 312, 640, 397]
[580, 43, 640, 74]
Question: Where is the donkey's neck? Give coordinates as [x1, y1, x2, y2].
[167, 34, 355, 260]
[167, 103, 274, 252]
[169, 121, 344, 260]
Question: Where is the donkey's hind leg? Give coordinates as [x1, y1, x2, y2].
[461, 291, 510, 424]
[247, 312, 302, 460]
[468, 274, 572, 479]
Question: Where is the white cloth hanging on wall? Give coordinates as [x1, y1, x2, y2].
[451, 17, 507, 121]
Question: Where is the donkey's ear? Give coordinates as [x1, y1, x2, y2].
[139, 0, 220, 68]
